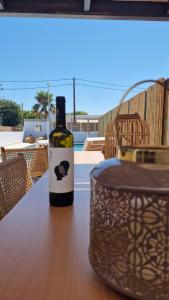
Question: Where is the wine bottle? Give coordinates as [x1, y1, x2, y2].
[49, 96, 74, 206]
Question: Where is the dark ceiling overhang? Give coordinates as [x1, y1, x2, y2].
[0, 0, 169, 21]
[0, 0, 4, 10]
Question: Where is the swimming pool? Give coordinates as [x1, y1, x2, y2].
[74, 143, 83, 151]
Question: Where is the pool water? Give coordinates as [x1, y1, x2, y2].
[74, 144, 83, 151]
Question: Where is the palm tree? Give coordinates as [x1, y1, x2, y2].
[32, 91, 54, 119]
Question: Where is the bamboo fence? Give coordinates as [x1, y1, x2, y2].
[98, 78, 169, 145]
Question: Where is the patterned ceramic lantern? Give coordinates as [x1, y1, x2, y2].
[89, 80, 169, 300]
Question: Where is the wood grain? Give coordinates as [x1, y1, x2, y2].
[0, 153, 128, 300]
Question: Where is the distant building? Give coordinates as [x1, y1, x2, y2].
[50, 113, 100, 133]
[23, 114, 101, 143]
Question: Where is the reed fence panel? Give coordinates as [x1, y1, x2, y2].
[98, 78, 169, 145]
[128, 91, 146, 120]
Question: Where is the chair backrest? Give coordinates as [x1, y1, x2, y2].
[1, 147, 48, 178]
[0, 184, 6, 220]
[104, 113, 150, 159]
[0, 155, 32, 220]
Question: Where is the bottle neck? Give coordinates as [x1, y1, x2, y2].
[56, 100, 66, 127]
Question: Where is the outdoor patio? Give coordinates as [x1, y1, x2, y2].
[0, 1, 169, 300]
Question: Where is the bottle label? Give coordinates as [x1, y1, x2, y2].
[49, 147, 74, 193]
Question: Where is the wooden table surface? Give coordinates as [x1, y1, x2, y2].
[0, 152, 129, 300]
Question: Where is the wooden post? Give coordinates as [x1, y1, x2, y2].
[73, 77, 76, 124]
[21, 102, 24, 130]
[162, 78, 169, 145]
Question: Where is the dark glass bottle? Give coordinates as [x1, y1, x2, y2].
[49, 96, 74, 206]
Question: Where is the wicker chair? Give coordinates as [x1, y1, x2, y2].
[1, 147, 48, 179]
[0, 155, 32, 220]
[104, 113, 150, 159]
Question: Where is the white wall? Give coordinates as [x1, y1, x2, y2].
[23, 120, 48, 139]
[0, 132, 23, 147]
[23, 120, 98, 143]
[0, 130, 98, 147]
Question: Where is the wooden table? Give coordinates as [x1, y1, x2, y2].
[0, 152, 128, 300]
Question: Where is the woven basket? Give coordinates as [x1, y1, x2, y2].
[89, 79, 169, 300]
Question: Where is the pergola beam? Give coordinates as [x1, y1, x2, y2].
[0, 0, 4, 10]
[84, 0, 92, 12]
[0, 0, 169, 21]
[166, 0, 169, 14]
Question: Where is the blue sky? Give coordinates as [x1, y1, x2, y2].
[0, 17, 169, 115]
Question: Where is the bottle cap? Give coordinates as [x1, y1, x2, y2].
[56, 96, 66, 102]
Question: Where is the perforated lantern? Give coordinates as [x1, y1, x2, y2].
[89, 80, 169, 300]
